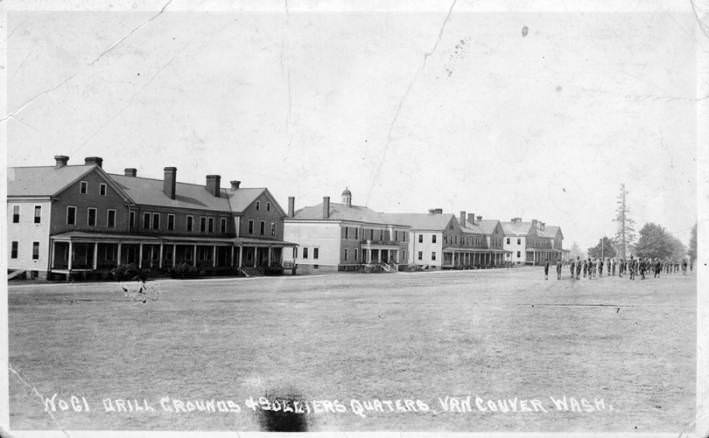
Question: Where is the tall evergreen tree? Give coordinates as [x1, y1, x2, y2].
[688, 223, 697, 262]
[613, 183, 636, 258]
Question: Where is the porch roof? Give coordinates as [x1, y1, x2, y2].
[50, 231, 298, 247]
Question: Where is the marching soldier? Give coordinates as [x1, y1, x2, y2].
[544, 260, 550, 280]
[570, 258, 576, 279]
[556, 258, 562, 280]
[576, 256, 582, 280]
[629, 256, 635, 280]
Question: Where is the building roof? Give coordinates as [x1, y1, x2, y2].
[384, 213, 455, 230]
[291, 202, 409, 226]
[501, 221, 534, 236]
[110, 174, 234, 212]
[477, 219, 502, 235]
[537, 225, 562, 239]
[225, 187, 270, 213]
[7, 165, 95, 197]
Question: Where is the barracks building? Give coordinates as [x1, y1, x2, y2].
[7, 155, 296, 279]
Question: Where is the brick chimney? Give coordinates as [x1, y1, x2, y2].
[288, 196, 295, 217]
[163, 167, 176, 199]
[477, 215, 482, 222]
[124, 168, 137, 177]
[54, 155, 69, 168]
[230, 180, 241, 190]
[468, 213, 475, 224]
[428, 208, 443, 215]
[459, 210, 466, 226]
[84, 156, 103, 168]
[511, 217, 522, 223]
[322, 196, 330, 219]
[206, 175, 221, 197]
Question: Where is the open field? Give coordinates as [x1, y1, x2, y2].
[8, 268, 695, 432]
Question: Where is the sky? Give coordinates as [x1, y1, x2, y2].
[4, 1, 699, 249]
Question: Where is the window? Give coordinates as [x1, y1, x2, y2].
[200, 217, 206, 232]
[32, 242, 39, 260]
[517, 238, 521, 245]
[256, 201, 260, 211]
[354, 248, 358, 261]
[432, 235, 437, 243]
[220, 218, 227, 233]
[208, 217, 214, 233]
[303, 247, 309, 259]
[418, 251, 423, 260]
[34, 206, 41, 224]
[293, 247, 298, 258]
[143, 213, 151, 229]
[314, 248, 319, 259]
[107, 209, 116, 228]
[99, 183, 107, 196]
[418, 234, 423, 243]
[344, 227, 349, 239]
[266, 202, 271, 211]
[354, 228, 358, 239]
[369, 229, 374, 240]
[271, 222, 276, 236]
[394, 230, 398, 241]
[186, 216, 194, 232]
[248, 220, 254, 234]
[79, 181, 87, 194]
[403, 232, 406, 242]
[344, 248, 348, 261]
[12, 205, 20, 223]
[168, 214, 175, 231]
[517, 251, 521, 258]
[67, 206, 76, 225]
[129, 211, 136, 229]
[259, 221, 265, 235]
[11, 241, 18, 259]
[506, 237, 510, 244]
[431, 252, 436, 261]
[87, 208, 97, 227]
[152, 213, 160, 230]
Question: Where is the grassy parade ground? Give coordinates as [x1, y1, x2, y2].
[8, 267, 695, 432]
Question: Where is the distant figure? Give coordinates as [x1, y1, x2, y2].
[582, 259, 588, 278]
[575, 256, 582, 280]
[629, 256, 635, 280]
[682, 259, 688, 275]
[640, 258, 647, 280]
[569, 259, 576, 280]
[654, 259, 662, 278]
[598, 258, 604, 277]
[544, 260, 550, 280]
[556, 259, 562, 280]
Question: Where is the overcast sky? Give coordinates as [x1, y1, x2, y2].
[5, 2, 699, 249]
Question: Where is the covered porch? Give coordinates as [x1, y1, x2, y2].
[442, 248, 508, 269]
[361, 241, 405, 265]
[525, 248, 563, 265]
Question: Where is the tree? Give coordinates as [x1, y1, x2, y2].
[688, 223, 697, 261]
[569, 242, 586, 260]
[588, 236, 617, 258]
[613, 183, 636, 258]
[634, 223, 686, 261]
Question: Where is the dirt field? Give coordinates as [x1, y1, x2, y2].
[8, 267, 696, 432]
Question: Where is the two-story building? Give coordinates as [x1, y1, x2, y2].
[281, 188, 410, 272]
[7, 155, 296, 279]
[501, 217, 564, 265]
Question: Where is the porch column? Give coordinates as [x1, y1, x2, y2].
[378, 249, 382, 263]
[138, 243, 143, 268]
[230, 246, 235, 267]
[172, 244, 177, 267]
[117, 243, 122, 266]
[238, 245, 243, 268]
[68, 241, 73, 271]
[253, 247, 258, 268]
[193, 245, 197, 267]
[159, 243, 164, 269]
[212, 245, 217, 267]
[92, 242, 98, 270]
[267, 247, 272, 265]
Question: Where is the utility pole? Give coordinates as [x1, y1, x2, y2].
[614, 183, 635, 259]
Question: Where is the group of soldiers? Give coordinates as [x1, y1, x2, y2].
[543, 256, 692, 280]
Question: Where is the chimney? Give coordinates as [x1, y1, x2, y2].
[322, 196, 330, 219]
[511, 217, 521, 223]
[54, 155, 69, 168]
[468, 213, 475, 225]
[459, 210, 466, 226]
[163, 167, 177, 199]
[84, 156, 103, 168]
[230, 180, 241, 190]
[206, 175, 221, 197]
[477, 215, 483, 222]
[428, 208, 443, 215]
[288, 196, 295, 217]
[532, 219, 538, 228]
[124, 168, 137, 177]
